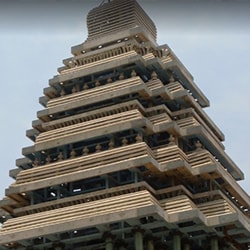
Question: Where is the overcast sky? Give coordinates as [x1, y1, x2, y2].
[0, 0, 249, 198]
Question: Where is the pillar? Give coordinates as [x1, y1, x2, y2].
[183, 242, 190, 250]
[105, 237, 113, 250]
[146, 236, 155, 250]
[172, 232, 181, 250]
[210, 237, 218, 250]
[133, 227, 144, 250]
[103, 232, 115, 250]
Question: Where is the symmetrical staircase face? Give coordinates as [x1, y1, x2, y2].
[0, 0, 250, 249]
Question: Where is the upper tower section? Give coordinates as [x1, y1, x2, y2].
[86, 0, 157, 42]
[71, 0, 158, 55]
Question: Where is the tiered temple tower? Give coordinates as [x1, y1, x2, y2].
[0, 0, 249, 249]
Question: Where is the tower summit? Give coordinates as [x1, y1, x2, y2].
[0, 0, 249, 249]
[72, 0, 157, 56]
[86, 0, 157, 42]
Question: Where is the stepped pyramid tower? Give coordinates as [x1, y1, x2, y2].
[0, 0, 249, 249]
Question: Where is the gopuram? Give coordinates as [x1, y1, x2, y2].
[0, 0, 249, 249]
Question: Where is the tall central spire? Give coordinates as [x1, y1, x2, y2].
[102, 0, 113, 2]
[87, 0, 157, 42]
[99, 0, 113, 6]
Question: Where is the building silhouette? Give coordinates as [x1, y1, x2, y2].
[0, 0, 249, 249]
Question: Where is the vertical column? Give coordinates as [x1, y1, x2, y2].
[182, 239, 191, 250]
[172, 232, 181, 250]
[146, 236, 155, 250]
[210, 237, 218, 250]
[133, 227, 144, 250]
[103, 232, 115, 250]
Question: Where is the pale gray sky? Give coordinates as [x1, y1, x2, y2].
[0, 0, 249, 198]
